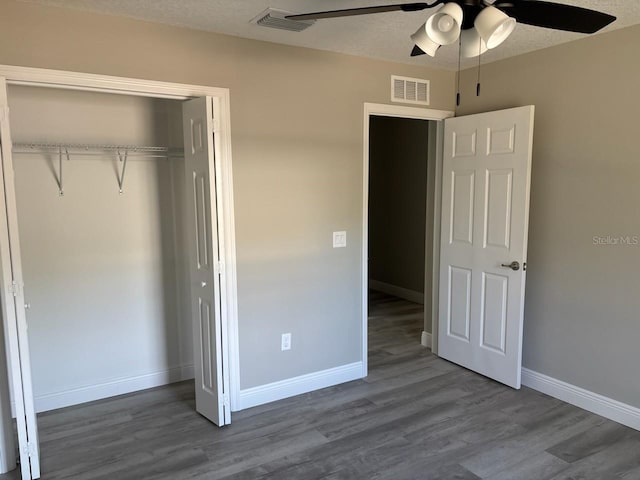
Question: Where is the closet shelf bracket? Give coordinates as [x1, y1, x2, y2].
[56, 146, 69, 197]
[116, 148, 129, 195]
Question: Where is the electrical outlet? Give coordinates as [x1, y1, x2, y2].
[281, 333, 291, 351]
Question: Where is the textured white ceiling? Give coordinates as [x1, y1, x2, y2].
[19, 0, 640, 70]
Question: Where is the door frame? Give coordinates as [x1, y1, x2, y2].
[362, 103, 453, 374]
[0, 64, 241, 410]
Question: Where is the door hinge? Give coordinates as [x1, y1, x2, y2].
[211, 119, 220, 134]
[22, 441, 36, 458]
[9, 280, 20, 297]
[215, 261, 224, 276]
[222, 393, 230, 410]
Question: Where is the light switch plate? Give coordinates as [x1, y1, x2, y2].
[333, 231, 347, 248]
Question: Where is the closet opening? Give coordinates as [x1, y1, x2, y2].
[9, 85, 193, 414]
[0, 79, 234, 479]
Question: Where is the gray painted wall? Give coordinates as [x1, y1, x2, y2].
[458, 25, 640, 408]
[8, 86, 191, 410]
[0, 1, 456, 392]
[368, 116, 429, 294]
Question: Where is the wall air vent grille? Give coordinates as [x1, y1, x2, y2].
[251, 8, 316, 32]
[391, 75, 430, 106]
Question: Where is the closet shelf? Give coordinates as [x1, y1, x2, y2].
[11, 143, 184, 196]
[12, 142, 183, 158]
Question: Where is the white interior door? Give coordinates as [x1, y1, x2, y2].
[438, 106, 534, 389]
[0, 78, 40, 479]
[182, 97, 230, 426]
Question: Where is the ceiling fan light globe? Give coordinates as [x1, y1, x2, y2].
[460, 28, 488, 58]
[425, 2, 463, 45]
[438, 16, 454, 33]
[475, 6, 516, 49]
[411, 23, 441, 57]
[488, 17, 516, 47]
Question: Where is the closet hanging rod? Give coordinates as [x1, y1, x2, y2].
[12, 142, 183, 157]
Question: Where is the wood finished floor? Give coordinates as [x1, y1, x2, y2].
[3, 291, 640, 479]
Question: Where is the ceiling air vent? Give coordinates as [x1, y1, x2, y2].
[391, 75, 430, 106]
[251, 8, 316, 32]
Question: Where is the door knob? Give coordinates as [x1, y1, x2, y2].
[201, 281, 207, 288]
[501, 261, 520, 271]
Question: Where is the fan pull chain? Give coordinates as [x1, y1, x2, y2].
[476, 37, 482, 97]
[456, 34, 462, 107]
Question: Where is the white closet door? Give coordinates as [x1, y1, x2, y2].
[0, 78, 40, 479]
[438, 106, 534, 389]
[182, 97, 230, 426]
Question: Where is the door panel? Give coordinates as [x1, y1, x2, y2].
[487, 125, 515, 155]
[199, 299, 214, 393]
[448, 266, 472, 341]
[484, 169, 512, 249]
[0, 78, 40, 479]
[438, 106, 534, 389]
[452, 130, 477, 157]
[480, 272, 508, 353]
[182, 97, 228, 426]
[451, 171, 475, 244]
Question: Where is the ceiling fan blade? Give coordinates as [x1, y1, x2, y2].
[286, 2, 440, 21]
[411, 45, 426, 56]
[494, 0, 616, 34]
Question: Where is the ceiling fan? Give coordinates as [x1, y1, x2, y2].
[286, 1, 616, 59]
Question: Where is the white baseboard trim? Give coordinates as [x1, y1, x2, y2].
[28, 364, 195, 413]
[237, 361, 364, 411]
[369, 279, 424, 304]
[421, 331, 432, 349]
[522, 368, 640, 431]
